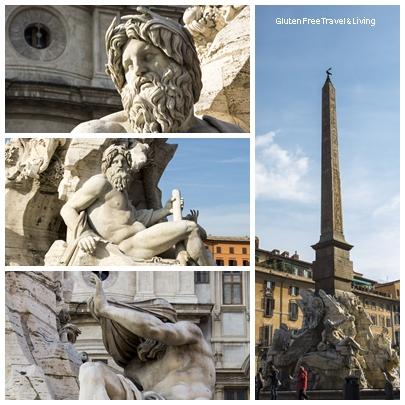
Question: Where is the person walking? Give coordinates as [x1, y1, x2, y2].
[297, 366, 309, 400]
[255, 368, 265, 400]
[268, 364, 280, 400]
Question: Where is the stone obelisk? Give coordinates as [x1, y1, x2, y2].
[312, 71, 354, 295]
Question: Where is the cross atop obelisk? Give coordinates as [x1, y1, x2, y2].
[312, 70, 354, 295]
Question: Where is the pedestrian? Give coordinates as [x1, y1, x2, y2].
[255, 367, 265, 400]
[297, 366, 309, 400]
[268, 364, 280, 400]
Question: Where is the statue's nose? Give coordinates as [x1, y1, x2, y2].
[133, 59, 147, 76]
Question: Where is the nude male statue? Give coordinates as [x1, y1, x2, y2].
[60, 144, 214, 265]
[79, 276, 215, 399]
[72, 7, 244, 134]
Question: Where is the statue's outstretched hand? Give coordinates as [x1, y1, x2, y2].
[78, 235, 98, 254]
[90, 274, 108, 317]
[184, 209, 199, 223]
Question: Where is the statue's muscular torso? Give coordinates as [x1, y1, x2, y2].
[84, 175, 146, 244]
[124, 328, 215, 400]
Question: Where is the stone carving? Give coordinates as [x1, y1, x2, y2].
[72, 7, 243, 133]
[57, 308, 81, 344]
[185, 6, 250, 132]
[266, 289, 400, 390]
[78, 276, 215, 399]
[5, 271, 81, 399]
[183, 6, 244, 55]
[6, 138, 65, 190]
[45, 143, 214, 266]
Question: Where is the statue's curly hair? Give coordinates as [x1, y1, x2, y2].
[105, 6, 202, 103]
[101, 144, 132, 174]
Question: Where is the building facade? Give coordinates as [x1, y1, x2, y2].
[205, 236, 250, 266]
[67, 270, 250, 400]
[255, 248, 400, 364]
[5, 5, 186, 132]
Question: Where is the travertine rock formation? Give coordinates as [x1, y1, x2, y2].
[185, 5, 250, 132]
[5, 272, 81, 399]
[5, 139, 66, 265]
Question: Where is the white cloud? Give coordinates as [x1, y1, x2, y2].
[198, 204, 250, 237]
[372, 195, 400, 218]
[256, 132, 314, 202]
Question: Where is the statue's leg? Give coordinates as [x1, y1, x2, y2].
[79, 362, 127, 399]
[118, 220, 212, 264]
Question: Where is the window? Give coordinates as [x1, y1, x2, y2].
[223, 272, 242, 304]
[229, 247, 235, 254]
[386, 317, 392, 327]
[379, 316, 385, 327]
[216, 259, 224, 266]
[370, 315, 377, 325]
[195, 272, 209, 284]
[24, 23, 50, 49]
[242, 247, 247, 254]
[228, 259, 237, 266]
[216, 246, 222, 254]
[289, 301, 299, 321]
[224, 388, 248, 400]
[92, 271, 109, 281]
[259, 325, 272, 346]
[394, 331, 400, 346]
[265, 280, 275, 290]
[394, 314, 400, 325]
[289, 286, 299, 296]
[243, 260, 250, 266]
[264, 297, 275, 317]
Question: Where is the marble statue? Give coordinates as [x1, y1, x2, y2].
[5, 138, 216, 266]
[55, 144, 213, 266]
[266, 289, 400, 390]
[79, 276, 215, 399]
[72, 7, 243, 133]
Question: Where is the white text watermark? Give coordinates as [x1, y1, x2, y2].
[275, 17, 376, 27]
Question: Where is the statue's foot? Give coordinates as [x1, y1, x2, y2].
[92, 275, 108, 317]
[176, 250, 190, 266]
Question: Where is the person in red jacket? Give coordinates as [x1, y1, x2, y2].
[296, 366, 309, 400]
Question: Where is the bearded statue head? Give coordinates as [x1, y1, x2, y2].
[101, 144, 133, 191]
[105, 7, 202, 133]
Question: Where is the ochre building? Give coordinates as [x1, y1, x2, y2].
[205, 236, 250, 266]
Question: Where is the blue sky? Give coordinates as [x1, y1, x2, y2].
[160, 138, 250, 237]
[256, 6, 399, 282]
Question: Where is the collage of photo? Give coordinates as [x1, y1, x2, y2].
[3, 2, 400, 401]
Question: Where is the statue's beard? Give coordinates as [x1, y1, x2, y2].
[106, 168, 131, 192]
[121, 64, 195, 133]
